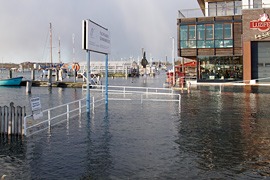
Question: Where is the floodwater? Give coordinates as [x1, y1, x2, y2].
[1, 71, 270, 179]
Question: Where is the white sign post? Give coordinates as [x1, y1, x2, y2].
[82, 19, 111, 113]
[30, 97, 43, 120]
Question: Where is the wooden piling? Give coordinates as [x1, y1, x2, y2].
[0, 103, 25, 136]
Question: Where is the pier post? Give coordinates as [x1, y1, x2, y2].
[26, 81, 32, 93]
[125, 66, 128, 79]
[31, 69, 35, 80]
[86, 50, 91, 113]
[48, 69, 52, 86]
[55, 69, 59, 81]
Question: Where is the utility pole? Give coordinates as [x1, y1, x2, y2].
[171, 37, 175, 86]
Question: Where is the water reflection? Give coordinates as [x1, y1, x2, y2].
[82, 105, 112, 179]
[175, 87, 270, 178]
[1, 74, 270, 179]
[0, 136, 27, 179]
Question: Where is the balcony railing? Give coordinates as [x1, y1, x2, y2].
[178, 4, 270, 18]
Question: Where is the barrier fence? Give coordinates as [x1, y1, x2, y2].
[0, 102, 26, 136]
[23, 85, 181, 136]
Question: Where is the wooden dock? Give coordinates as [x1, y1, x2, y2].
[20, 80, 85, 88]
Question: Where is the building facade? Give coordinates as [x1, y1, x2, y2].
[178, 0, 270, 83]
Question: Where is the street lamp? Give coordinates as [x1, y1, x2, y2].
[170, 37, 175, 86]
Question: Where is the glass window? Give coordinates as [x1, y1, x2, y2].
[188, 40, 196, 48]
[181, 41, 188, 48]
[224, 24, 232, 39]
[206, 25, 213, 40]
[253, 0, 262, 8]
[235, 1, 242, 15]
[217, 2, 227, 16]
[197, 25, 205, 40]
[198, 56, 243, 81]
[226, 2, 234, 15]
[215, 24, 223, 39]
[189, 25, 196, 40]
[206, 40, 214, 48]
[180, 25, 188, 40]
[215, 40, 223, 47]
[197, 40, 205, 48]
[224, 40, 233, 47]
[208, 3, 216, 16]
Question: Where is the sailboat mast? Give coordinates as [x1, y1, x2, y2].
[50, 23, 53, 67]
[72, 33, 75, 63]
[58, 37, 61, 64]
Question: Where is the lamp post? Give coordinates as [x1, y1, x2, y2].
[170, 37, 175, 86]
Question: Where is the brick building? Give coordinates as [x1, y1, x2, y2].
[178, 0, 270, 83]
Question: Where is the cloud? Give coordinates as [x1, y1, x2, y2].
[0, 0, 199, 63]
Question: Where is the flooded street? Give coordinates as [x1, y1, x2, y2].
[1, 72, 270, 179]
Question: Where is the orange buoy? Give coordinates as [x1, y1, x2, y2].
[72, 63, 80, 71]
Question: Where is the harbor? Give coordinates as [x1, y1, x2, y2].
[1, 71, 270, 179]
[2, 0, 270, 179]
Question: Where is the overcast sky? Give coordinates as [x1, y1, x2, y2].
[0, 0, 199, 64]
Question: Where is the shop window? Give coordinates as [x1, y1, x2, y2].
[198, 56, 243, 81]
[253, 0, 262, 8]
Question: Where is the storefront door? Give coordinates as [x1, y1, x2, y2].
[251, 42, 270, 82]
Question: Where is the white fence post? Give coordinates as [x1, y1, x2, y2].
[67, 104, 70, 119]
[48, 110, 51, 127]
[23, 116, 27, 136]
[79, 100, 82, 114]
[92, 96, 95, 114]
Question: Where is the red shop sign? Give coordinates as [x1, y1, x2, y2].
[250, 13, 270, 32]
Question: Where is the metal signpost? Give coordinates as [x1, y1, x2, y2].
[82, 19, 111, 113]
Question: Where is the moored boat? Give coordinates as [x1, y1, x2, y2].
[0, 76, 23, 86]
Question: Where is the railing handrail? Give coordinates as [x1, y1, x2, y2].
[24, 87, 181, 136]
[41, 98, 86, 112]
[82, 85, 174, 94]
[178, 3, 270, 18]
[23, 97, 88, 136]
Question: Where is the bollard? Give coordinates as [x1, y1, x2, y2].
[187, 82, 191, 93]
[48, 69, 52, 86]
[31, 69, 35, 80]
[26, 81, 32, 93]
[55, 69, 59, 81]
[125, 67, 128, 79]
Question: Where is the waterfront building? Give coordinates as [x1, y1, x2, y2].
[178, 0, 270, 83]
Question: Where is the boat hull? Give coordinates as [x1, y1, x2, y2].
[0, 76, 23, 86]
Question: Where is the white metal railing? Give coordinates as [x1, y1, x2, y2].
[178, 4, 270, 18]
[82, 85, 175, 94]
[83, 85, 181, 110]
[23, 98, 88, 136]
[24, 86, 181, 136]
[140, 93, 181, 110]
